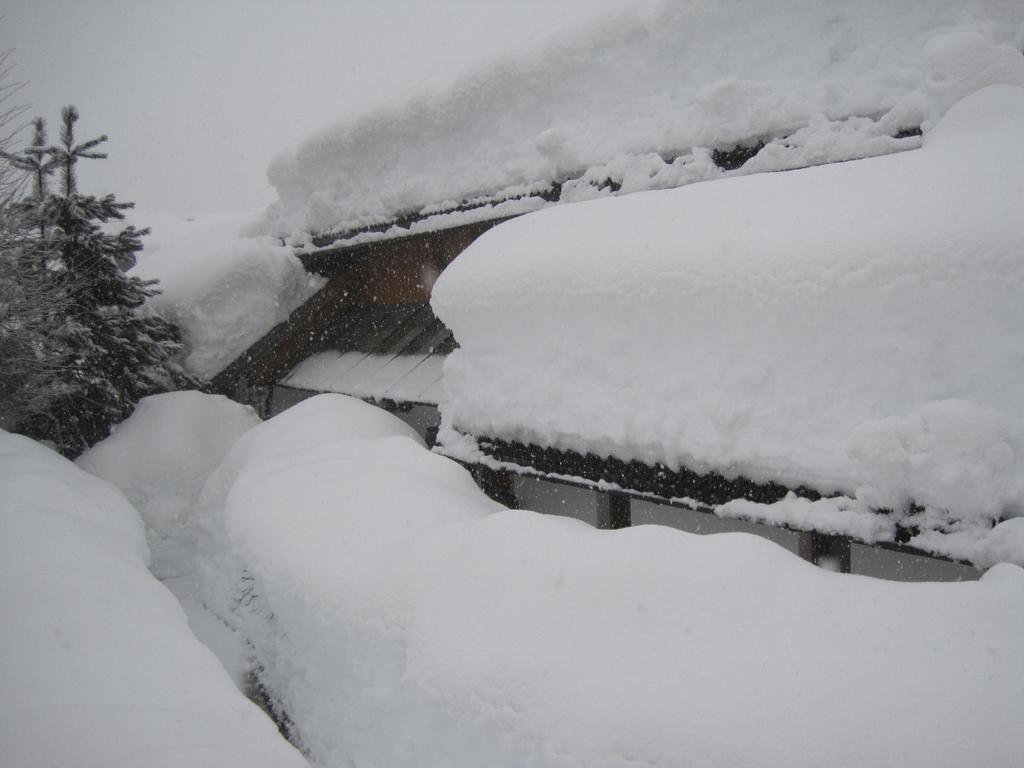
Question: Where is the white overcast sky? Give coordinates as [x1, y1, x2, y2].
[3, 0, 637, 215]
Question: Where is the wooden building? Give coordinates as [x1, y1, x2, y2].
[207, 126, 979, 583]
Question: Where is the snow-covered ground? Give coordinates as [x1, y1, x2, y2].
[7, 392, 1020, 767]
[0, 427, 306, 768]
[264, 0, 1024, 241]
[174, 395, 1024, 768]
[128, 212, 322, 380]
[433, 85, 1024, 565]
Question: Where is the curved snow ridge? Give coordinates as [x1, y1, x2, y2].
[192, 398, 1024, 768]
[432, 85, 1024, 525]
[263, 0, 1024, 239]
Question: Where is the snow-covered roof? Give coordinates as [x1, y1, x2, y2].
[263, 0, 1024, 244]
[278, 301, 453, 404]
[283, 352, 445, 405]
[431, 85, 1024, 558]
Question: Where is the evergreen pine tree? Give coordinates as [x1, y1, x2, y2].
[9, 106, 197, 456]
[0, 118, 71, 425]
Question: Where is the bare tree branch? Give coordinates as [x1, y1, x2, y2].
[0, 48, 29, 206]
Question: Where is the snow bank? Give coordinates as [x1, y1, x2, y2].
[433, 86, 1024, 531]
[195, 396, 1024, 768]
[0, 431, 306, 768]
[130, 212, 322, 379]
[265, 0, 1024, 239]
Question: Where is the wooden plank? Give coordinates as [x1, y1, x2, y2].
[395, 313, 449, 356]
[357, 304, 425, 352]
[376, 305, 436, 354]
[323, 303, 389, 350]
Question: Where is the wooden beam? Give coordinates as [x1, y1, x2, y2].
[472, 466, 518, 509]
[299, 216, 517, 277]
[798, 532, 852, 573]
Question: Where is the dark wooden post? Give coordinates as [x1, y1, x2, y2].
[798, 532, 851, 573]
[596, 491, 631, 529]
[473, 466, 518, 509]
[235, 375, 272, 419]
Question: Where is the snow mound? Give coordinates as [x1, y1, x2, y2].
[130, 212, 323, 379]
[264, 0, 1024, 239]
[194, 393, 430, 617]
[0, 431, 306, 768]
[193, 394, 497, 762]
[199, 393, 424, 519]
[432, 85, 1024, 528]
[77, 391, 260, 578]
[193, 399, 1024, 768]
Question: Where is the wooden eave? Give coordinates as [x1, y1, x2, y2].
[209, 216, 505, 397]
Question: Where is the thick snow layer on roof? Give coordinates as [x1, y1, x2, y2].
[432, 86, 1024, 530]
[264, 0, 1024, 240]
[0, 431, 307, 768]
[129, 212, 323, 379]
[193, 396, 1024, 768]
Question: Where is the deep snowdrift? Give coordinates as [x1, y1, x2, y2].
[433, 86, 1024, 537]
[194, 395, 1024, 768]
[0, 430, 306, 768]
[130, 212, 322, 379]
[264, 0, 1024, 240]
